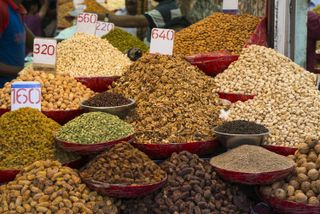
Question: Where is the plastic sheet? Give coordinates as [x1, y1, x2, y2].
[185, 17, 268, 76]
[212, 165, 294, 185]
[131, 140, 219, 159]
[75, 76, 120, 92]
[56, 135, 133, 155]
[82, 176, 167, 198]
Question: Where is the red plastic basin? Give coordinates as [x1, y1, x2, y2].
[263, 145, 297, 156]
[258, 189, 320, 214]
[132, 139, 219, 159]
[75, 76, 120, 92]
[0, 108, 84, 125]
[0, 158, 87, 183]
[82, 176, 167, 198]
[218, 92, 255, 103]
[56, 135, 133, 155]
[212, 165, 294, 185]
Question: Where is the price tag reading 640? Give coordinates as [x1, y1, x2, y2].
[150, 28, 174, 55]
[11, 82, 41, 111]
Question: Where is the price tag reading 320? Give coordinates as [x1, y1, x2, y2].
[77, 12, 98, 35]
[11, 82, 41, 111]
[150, 28, 174, 55]
[33, 38, 57, 69]
[95, 21, 114, 37]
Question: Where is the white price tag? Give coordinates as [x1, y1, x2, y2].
[76, 13, 98, 35]
[73, 0, 84, 4]
[223, 0, 239, 14]
[150, 28, 174, 55]
[11, 82, 41, 111]
[33, 38, 57, 69]
[95, 21, 114, 37]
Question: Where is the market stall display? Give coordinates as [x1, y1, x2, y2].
[84, 0, 108, 14]
[80, 143, 167, 198]
[120, 151, 252, 213]
[56, 112, 134, 154]
[111, 54, 223, 158]
[210, 145, 295, 185]
[0, 108, 81, 181]
[57, 0, 74, 29]
[174, 13, 267, 76]
[214, 45, 316, 95]
[0, 160, 119, 213]
[103, 28, 149, 53]
[260, 139, 320, 213]
[0, 68, 94, 111]
[81, 91, 135, 118]
[57, 33, 132, 92]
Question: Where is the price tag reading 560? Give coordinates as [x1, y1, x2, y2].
[11, 82, 41, 111]
[150, 28, 174, 55]
[77, 12, 98, 35]
[33, 38, 57, 69]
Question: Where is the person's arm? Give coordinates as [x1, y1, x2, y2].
[38, 0, 49, 18]
[98, 13, 149, 28]
[0, 62, 23, 76]
[25, 25, 34, 50]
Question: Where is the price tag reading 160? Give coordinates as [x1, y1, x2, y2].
[150, 28, 175, 55]
[11, 82, 41, 111]
[77, 12, 98, 35]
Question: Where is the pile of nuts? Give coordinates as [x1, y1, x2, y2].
[0, 160, 118, 213]
[227, 82, 320, 147]
[80, 143, 166, 185]
[111, 54, 223, 144]
[83, 91, 132, 107]
[121, 151, 252, 213]
[84, 0, 108, 14]
[57, 33, 131, 77]
[174, 13, 260, 56]
[57, 0, 74, 29]
[214, 45, 316, 95]
[0, 67, 94, 110]
[261, 138, 320, 205]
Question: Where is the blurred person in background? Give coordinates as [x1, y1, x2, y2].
[98, 0, 189, 43]
[0, 0, 34, 86]
[114, 0, 138, 36]
[23, 0, 49, 37]
[307, 2, 320, 72]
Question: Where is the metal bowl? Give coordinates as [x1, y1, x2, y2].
[80, 99, 136, 118]
[213, 127, 269, 149]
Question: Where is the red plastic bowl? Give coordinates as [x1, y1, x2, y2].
[132, 139, 219, 159]
[81, 176, 167, 198]
[75, 76, 120, 92]
[218, 92, 255, 103]
[0, 108, 84, 125]
[56, 135, 133, 155]
[0, 158, 87, 184]
[211, 165, 294, 185]
[258, 189, 320, 214]
[263, 145, 297, 156]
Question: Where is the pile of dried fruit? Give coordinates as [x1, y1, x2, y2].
[84, 0, 108, 13]
[0, 160, 118, 213]
[121, 151, 252, 213]
[174, 13, 260, 56]
[82, 91, 131, 107]
[0, 68, 94, 110]
[261, 138, 320, 205]
[215, 120, 268, 134]
[111, 54, 223, 144]
[57, 33, 131, 77]
[0, 108, 78, 170]
[103, 28, 149, 53]
[80, 143, 166, 184]
[210, 145, 295, 173]
[214, 45, 316, 95]
[57, 0, 74, 29]
[56, 112, 134, 144]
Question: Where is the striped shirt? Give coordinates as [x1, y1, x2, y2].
[144, 0, 189, 42]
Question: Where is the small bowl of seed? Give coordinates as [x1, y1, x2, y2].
[80, 92, 136, 118]
[213, 120, 269, 149]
